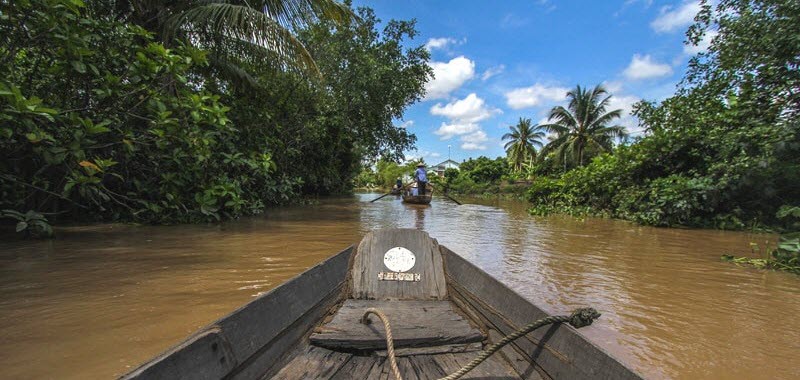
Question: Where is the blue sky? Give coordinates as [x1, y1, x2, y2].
[351, 0, 713, 164]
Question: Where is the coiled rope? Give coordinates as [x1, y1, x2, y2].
[361, 307, 601, 380]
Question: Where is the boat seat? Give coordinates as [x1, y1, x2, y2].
[309, 299, 485, 351]
[310, 229, 484, 352]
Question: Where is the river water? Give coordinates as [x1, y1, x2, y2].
[0, 194, 798, 379]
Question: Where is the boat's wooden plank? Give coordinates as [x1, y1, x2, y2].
[431, 352, 520, 380]
[235, 283, 344, 379]
[122, 247, 353, 380]
[487, 329, 547, 380]
[442, 246, 644, 380]
[329, 355, 382, 380]
[374, 342, 483, 357]
[270, 346, 351, 379]
[406, 355, 448, 379]
[117, 328, 237, 380]
[310, 300, 484, 350]
[351, 229, 447, 300]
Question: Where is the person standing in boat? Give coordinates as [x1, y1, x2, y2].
[415, 163, 428, 195]
[395, 177, 402, 191]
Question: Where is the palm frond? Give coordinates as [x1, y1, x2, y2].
[166, 3, 320, 75]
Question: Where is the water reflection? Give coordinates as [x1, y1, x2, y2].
[0, 193, 798, 379]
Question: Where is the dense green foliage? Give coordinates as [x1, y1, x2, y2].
[0, 0, 429, 228]
[443, 156, 523, 196]
[528, 0, 799, 231]
[356, 160, 418, 189]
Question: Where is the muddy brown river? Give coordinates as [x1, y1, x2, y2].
[1, 194, 798, 379]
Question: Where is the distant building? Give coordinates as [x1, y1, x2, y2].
[428, 159, 460, 177]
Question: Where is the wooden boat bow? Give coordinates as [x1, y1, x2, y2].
[121, 229, 644, 380]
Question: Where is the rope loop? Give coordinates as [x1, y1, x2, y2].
[568, 307, 601, 328]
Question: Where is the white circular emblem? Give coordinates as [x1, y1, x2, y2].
[383, 247, 416, 273]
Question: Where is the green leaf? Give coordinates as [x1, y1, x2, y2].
[15, 221, 28, 232]
[71, 61, 86, 74]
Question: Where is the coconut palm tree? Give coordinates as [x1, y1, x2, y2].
[502, 117, 546, 172]
[116, 0, 353, 84]
[540, 84, 627, 167]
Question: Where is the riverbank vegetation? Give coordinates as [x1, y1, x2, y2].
[0, 0, 430, 230]
[522, 0, 798, 233]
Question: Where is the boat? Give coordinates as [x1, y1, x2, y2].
[122, 229, 643, 380]
[402, 183, 433, 205]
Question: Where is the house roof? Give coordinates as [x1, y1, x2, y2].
[431, 159, 460, 168]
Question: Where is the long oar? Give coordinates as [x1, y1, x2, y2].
[369, 192, 393, 202]
[443, 192, 462, 205]
[429, 184, 462, 205]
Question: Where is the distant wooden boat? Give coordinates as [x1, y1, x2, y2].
[122, 229, 643, 380]
[402, 183, 433, 204]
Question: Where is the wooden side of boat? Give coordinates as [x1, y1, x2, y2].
[122, 229, 644, 380]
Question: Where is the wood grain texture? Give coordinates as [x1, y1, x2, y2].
[432, 352, 519, 379]
[351, 229, 447, 300]
[266, 345, 522, 379]
[271, 346, 351, 379]
[310, 300, 484, 350]
[373, 342, 482, 357]
[442, 246, 645, 380]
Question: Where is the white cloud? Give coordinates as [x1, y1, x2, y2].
[623, 54, 673, 80]
[504, 84, 569, 109]
[607, 94, 642, 133]
[460, 131, 489, 150]
[603, 80, 625, 94]
[424, 56, 475, 99]
[501, 13, 529, 29]
[650, 1, 701, 33]
[481, 65, 505, 81]
[397, 120, 414, 129]
[434, 122, 480, 140]
[683, 30, 718, 55]
[424, 37, 465, 51]
[430, 93, 501, 123]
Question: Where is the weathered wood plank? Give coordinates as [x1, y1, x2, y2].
[123, 247, 353, 380]
[270, 346, 351, 379]
[487, 329, 547, 380]
[442, 246, 644, 380]
[329, 355, 381, 380]
[310, 300, 484, 350]
[431, 352, 520, 379]
[374, 342, 482, 357]
[405, 355, 448, 379]
[235, 283, 344, 379]
[119, 327, 237, 380]
[351, 229, 447, 300]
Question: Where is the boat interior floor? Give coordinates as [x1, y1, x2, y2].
[269, 344, 525, 379]
[268, 299, 534, 379]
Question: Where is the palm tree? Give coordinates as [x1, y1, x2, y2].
[540, 84, 627, 167]
[116, 0, 353, 84]
[502, 118, 546, 172]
